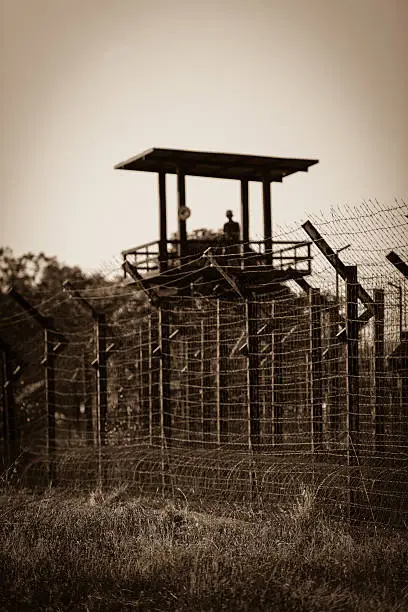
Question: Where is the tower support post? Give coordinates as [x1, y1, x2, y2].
[262, 179, 272, 266]
[158, 172, 168, 272]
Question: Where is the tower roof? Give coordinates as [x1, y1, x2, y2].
[115, 147, 318, 182]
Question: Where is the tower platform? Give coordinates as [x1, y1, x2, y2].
[116, 147, 318, 298]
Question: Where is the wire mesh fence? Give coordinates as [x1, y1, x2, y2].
[1, 199, 407, 526]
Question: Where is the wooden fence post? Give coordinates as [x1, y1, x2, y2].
[184, 333, 191, 443]
[346, 266, 360, 459]
[385, 253, 408, 444]
[374, 288, 385, 452]
[190, 319, 202, 446]
[346, 266, 359, 516]
[1, 348, 11, 463]
[82, 349, 93, 446]
[140, 324, 150, 437]
[200, 319, 205, 445]
[63, 282, 113, 482]
[246, 299, 261, 449]
[158, 300, 172, 493]
[310, 288, 323, 452]
[159, 301, 172, 446]
[201, 314, 213, 445]
[328, 303, 341, 438]
[8, 288, 67, 484]
[151, 312, 161, 446]
[43, 327, 57, 482]
[272, 300, 283, 444]
[0, 341, 20, 465]
[148, 313, 153, 445]
[216, 299, 228, 445]
[95, 313, 108, 448]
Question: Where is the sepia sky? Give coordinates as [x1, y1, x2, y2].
[1, 0, 407, 273]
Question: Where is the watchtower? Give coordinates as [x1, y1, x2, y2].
[115, 148, 319, 454]
[116, 148, 318, 298]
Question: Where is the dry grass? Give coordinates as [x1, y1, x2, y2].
[0, 485, 407, 611]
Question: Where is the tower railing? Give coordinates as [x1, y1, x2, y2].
[122, 239, 312, 276]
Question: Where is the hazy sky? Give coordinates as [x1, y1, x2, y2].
[2, 0, 407, 273]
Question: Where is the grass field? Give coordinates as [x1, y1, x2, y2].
[1, 486, 407, 611]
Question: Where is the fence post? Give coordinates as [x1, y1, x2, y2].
[190, 317, 201, 446]
[184, 333, 191, 443]
[138, 327, 144, 433]
[216, 299, 228, 445]
[8, 288, 67, 484]
[63, 282, 113, 482]
[82, 349, 93, 446]
[139, 324, 150, 437]
[305, 351, 311, 447]
[346, 266, 360, 457]
[246, 299, 260, 449]
[402, 362, 408, 443]
[148, 313, 153, 445]
[328, 303, 341, 439]
[310, 288, 323, 453]
[159, 300, 172, 493]
[43, 327, 57, 482]
[200, 319, 205, 445]
[374, 288, 385, 453]
[201, 313, 213, 445]
[346, 266, 359, 516]
[385, 253, 408, 444]
[94, 313, 108, 450]
[1, 348, 11, 464]
[0, 341, 20, 465]
[151, 312, 161, 446]
[159, 300, 171, 446]
[272, 300, 283, 444]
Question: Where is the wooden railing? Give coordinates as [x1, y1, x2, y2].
[122, 239, 312, 276]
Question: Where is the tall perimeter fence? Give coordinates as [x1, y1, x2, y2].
[1, 199, 407, 526]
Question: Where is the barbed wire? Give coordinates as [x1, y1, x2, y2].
[1, 198, 407, 525]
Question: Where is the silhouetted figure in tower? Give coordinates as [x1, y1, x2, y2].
[223, 210, 240, 244]
[222, 210, 241, 261]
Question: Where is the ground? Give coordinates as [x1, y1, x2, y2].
[1, 487, 407, 611]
